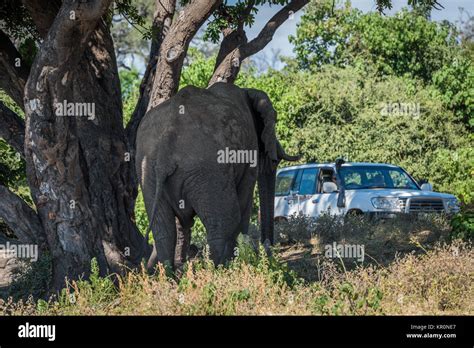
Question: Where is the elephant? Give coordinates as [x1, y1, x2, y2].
[136, 82, 298, 270]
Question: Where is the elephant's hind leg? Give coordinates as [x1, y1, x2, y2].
[147, 201, 177, 271]
[174, 217, 193, 268]
[192, 181, 241, 265]
[236, 169, 257, 236]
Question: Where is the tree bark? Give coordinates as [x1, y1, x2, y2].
[209, 0, 309, 85]
[0, 185, 45, 246]
[210, 0, 254, 83]
[125, 0, 177, 149]
[23, 0, 146, 289]
[21, 0, 62, 38]
[148, 0, 223, 110]
[0, 102, 25, 156]
[0, 30, 30, 109]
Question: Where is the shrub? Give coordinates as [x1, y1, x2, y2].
[450, 205, 474, 241]
[7, 252, 52, 301]
[278, 212, 452, 268]
[274, 213, 316, 244]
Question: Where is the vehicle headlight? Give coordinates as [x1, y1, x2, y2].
[445, 198, 460, 213]
[371, 197, 400, 211]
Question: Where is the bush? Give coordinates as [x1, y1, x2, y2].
[450, 205, 474, 241]
[7, 253, 52, 301]
[277, 213, 452, 269]
[275, 213, 316, 244]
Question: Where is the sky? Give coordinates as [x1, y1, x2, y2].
[242, 0, 474, 68]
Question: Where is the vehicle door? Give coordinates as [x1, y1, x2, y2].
[274, 169, 300, 219]
[313, 167, 341, 217]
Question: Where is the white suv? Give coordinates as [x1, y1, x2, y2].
[274, 161, 460, 220]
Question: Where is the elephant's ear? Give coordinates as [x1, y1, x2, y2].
[244, 88, 278, 171]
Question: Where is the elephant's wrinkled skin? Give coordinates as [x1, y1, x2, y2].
[136, 83, 298, 270]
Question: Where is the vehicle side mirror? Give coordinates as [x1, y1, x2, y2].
[420, 183, 432, 191]
[322, 182, 337, 193]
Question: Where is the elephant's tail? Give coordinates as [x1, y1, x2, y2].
[144, 182, 160, 251]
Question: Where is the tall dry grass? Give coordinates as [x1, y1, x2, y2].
[1, 239, 472, 315]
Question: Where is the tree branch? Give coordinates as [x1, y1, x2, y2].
[25, 0, 113, 105]
[148, 0, 223, 110]
[0, 185, 44, 245]
[212, 0, 254, 70]
[0, 29, 30, 109]
[242, 0, 308, 57]
[209, 0, 308, 85]
[0, 102, 25, 157]
[125, 0, 177, 148]
[21, 0, 62, 38]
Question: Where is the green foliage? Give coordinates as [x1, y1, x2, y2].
[203, 0, 286, 44]
[450, 206, 474, 241]
[8, 253, 52, 301]
[430, 146, 474, 203]
[113, 0, 153, 40]
[0, 141, 25, 189]
[119, 68, 141, 126]
[0, 1, 37, 40]
[191, 217, 207, 248]
[290, 1, 473, 130]
[134, 189, 149, 237]
[431, 57, 474, 128]
[291, 2, 458, 80]
[58, 258, 118, 311]
[179, 48, 217, 88]
[240, 65, 473, 203]
[0, 92, 31, 205]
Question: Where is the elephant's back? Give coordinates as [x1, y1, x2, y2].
[137, 84, 258, 176]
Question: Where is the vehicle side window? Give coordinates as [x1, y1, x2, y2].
[317, 168, 336, 193]
[292, 169, 302, 193]
[298, 168, 318, 195]
[275, 170, 297, 196]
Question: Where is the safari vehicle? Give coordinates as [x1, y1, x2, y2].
[274, 160, 460, 221]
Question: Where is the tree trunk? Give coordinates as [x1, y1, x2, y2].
[148, 0, 222, 110]
[24, 1, 146, 289]
[125, 0, 177, 149]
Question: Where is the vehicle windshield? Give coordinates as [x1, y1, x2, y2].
[339, 166, 419, 190]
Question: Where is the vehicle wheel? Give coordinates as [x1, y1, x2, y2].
[274, 217, 287, 224]
[344, 209, 364, 223]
